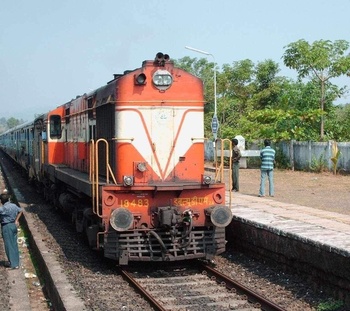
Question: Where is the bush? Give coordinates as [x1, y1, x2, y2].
[310, 154, 328, 173]
[275, 146, 290, 169]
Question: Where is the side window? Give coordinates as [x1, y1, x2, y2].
[50, 115, 62, 139]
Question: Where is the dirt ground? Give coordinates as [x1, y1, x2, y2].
[236, 168, 350, 215]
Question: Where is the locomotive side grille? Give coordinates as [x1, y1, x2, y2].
[104, 227, 226, 264]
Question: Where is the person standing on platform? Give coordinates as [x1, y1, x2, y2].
[0, 193, 23, 269]
[259, 139, 276, 197]
[231, 138, 241, 192]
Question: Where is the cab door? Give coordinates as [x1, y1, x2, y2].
[32, 117, 46, 181]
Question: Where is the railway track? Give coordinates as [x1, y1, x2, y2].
[118, 261, 287, 311]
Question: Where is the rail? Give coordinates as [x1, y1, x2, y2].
[118, 262, 288, 311]
[117, 267, 167, 311]
[200, 262, 287, 311]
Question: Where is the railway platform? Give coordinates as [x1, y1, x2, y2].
[227, 191, 350, 304]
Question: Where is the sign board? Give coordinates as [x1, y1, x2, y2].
[211, 115, 219, 139]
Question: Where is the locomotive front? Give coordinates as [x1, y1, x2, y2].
[91, 53, 232, 264]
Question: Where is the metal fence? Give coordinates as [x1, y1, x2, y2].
[204, 140, 350, 172]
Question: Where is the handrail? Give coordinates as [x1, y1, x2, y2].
[90, 138, 117, 217]
[214, 138, 233, 207]
[214, 139, 225, 183]
[90, 139, 96, 214]
[223, 138, 233, 208]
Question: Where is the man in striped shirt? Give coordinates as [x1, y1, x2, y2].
[259, 139, 276, 197]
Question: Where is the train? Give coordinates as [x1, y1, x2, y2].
[0, 52, 232, 265]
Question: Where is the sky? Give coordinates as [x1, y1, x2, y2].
[1, 0, 350, 122]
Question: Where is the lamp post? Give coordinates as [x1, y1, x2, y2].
[185, 46, 219, 140]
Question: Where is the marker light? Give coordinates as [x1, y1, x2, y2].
[135, 73, 146, 85]
[123, 176, 134, 186]
[202, 175, 212, 185]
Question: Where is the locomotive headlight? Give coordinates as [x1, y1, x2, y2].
[152, 70, 173, 90]
[110, 208, 134, 231]
[123, 175, 134, 186]
[205, 205, 233, 228]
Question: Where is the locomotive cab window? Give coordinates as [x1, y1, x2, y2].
[50, 115, 62, 139]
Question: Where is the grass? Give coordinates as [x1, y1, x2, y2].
[317, 299, 345, 311]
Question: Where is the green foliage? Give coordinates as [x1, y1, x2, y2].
[331, 149, 341, 174]
[310, 154, 328, 172]
[328, 104, 350, 140]
[6, 117, 21, 129]
[0, 118, 7, 134]
[275, 146, 290, 169]
[245, 108, 323, 141]
[178, 40, 350, 143]
[175, 56, 217, 115]
[317, 299, 344, 311]
[0, 117, 26, 134]
[283, 39, 350, 79]
[246, 156, 260, 168]
[283, 39, 350, 139]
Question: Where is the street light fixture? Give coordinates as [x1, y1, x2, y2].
[185, 46, 219, 140]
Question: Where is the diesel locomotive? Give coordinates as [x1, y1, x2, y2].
[0, 53, 232, 265]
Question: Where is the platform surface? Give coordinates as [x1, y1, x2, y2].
[228, 191, 350, 256]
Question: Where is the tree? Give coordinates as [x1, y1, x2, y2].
[328, 103, 350, 140]
[218, 59, 255, 138]
[253, 59, 281, 109]
[283, 39, 350, 140]
[178, 48, 349, 143]
[175, 56, 216, 114]
[6, 117, 20, 129]
[175, 56, 218, 138]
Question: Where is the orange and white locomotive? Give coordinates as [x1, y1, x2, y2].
[0, 53, 232, 265]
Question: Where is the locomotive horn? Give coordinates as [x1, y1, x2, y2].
[154, 52, 170, 66]
[155, 52, 164, 61]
